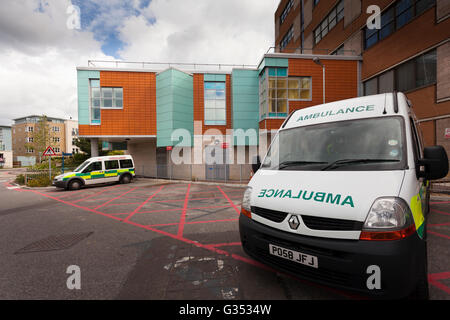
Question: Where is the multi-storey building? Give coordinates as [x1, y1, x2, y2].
[77, 53, 361, 180]
[64, 119, 81, 155]
[0, 125, 13, 169]
[12, 116, 67, 166]
[274, 0, 450, 154]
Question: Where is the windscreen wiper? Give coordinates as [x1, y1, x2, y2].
[278, 160, 328, 170]
[321, 158, 400, 171]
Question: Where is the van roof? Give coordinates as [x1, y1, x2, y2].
[88, 155, 133, 162]
[282, 93, 410, 130]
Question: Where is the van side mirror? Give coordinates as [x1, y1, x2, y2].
[418, 146, 449, 180]
[252, 155, 261, 173]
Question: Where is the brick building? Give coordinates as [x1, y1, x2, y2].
[77, 54, 361, 181]
[274, 0, 450, 152]
[12, 116, 69, 166]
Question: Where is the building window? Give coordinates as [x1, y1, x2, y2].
[280, 0, 294, 24]
[314, 0, 344, 45]
[364, 0, 435, 50]
[363, 49, 436, 95]
[26, 126, 33, 133]
[204, 81, 226, 125]
[260, 68, 311, 119]
[280, 26, 294, 51]
[26, 137, 34, 143]
[90, 79, 123, 124]
[54, 147, 60, 153]
[90, 79, 101, 124]
[72, 128, 78, 136]
[52, 137, 60, 143]
[26, 148, 34, 153]
[314, 0, 320, 7]
[331, 44, 345, 55]
[52, 126, 60, 132]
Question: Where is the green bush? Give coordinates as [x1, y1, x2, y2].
[15, 174, 25, 185]
[26, 175, 54, 187]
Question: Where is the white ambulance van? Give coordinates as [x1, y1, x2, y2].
[53, 155, 135, 190]
[239, 92, 448, 299]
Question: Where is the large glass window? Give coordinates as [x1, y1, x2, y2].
[280, 26, 294, 51]
[90, 79, 123, 124]
[280, 0, 294, 24]
[364, 49, 436, 95]
[261, 117, 406, 171]
[260, 68, 311, 119]
[314, 0, 344, 45]
[364, 0, 436, 49]
[204, 82, 226, 125]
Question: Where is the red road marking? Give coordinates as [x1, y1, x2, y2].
[147, 218, 238, 228]
[14, 184, 357, 299]
[94, 186, 140, 210]
[207, 242, 242, 248]
[431, 209, 450, 216]
[430, 201, 450, 204]
[217, 186, 240, 214]
[428, 272, 450, 295]
[72, 185, 120, 203]
[428, 230, 450, 240]
[123, 185, 165, 222]
[138, 204, 233, 214]
[177, 183, 191, 237]
[428, 222, 450, 227]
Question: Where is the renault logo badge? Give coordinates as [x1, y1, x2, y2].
[288, 215, 300, 230]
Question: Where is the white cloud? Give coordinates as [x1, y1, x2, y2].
[0, 0, 278, 126]
[0, 0, 111, 126]
[117, 0, 278, 67]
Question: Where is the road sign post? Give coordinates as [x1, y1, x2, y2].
[42, 146, 57, 181]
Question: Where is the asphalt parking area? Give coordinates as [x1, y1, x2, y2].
[3, 179, 450, 300]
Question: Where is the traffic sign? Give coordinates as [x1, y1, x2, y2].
[42, 146, 56, 156]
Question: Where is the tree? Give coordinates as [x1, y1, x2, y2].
[25, 115, 55, 163]
[73, 137, 106, 157]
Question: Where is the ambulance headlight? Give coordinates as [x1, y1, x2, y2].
[241, 187, 253, 212]
[363, 197, 412, 229]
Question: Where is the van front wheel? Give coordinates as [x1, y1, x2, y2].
[68, 179, 82, 191]
[120, 174, 132, 184]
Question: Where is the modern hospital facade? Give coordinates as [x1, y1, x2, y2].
[77, 53, 360, 181]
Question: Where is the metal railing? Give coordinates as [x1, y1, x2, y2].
[87, 60, 257, 71]
[265, 46, 358, 56]
[136, 164, 252, 184]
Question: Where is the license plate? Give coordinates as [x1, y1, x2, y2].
[269, 244, 318, 268]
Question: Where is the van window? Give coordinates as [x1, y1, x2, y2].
[105, 160, 119, 170]
[83, 161, 102, 173]
[262, 116, 406, 171]
[120, 159, 133, 169]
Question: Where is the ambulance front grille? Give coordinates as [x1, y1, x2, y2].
[251, 206, 363, 231]
[301, 215, 363, 231]
[251, 206, 288, 223]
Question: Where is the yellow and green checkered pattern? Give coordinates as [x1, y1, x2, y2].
[63, 168, 135, 181]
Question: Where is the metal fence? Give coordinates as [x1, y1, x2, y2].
[135, 164, 252, 184]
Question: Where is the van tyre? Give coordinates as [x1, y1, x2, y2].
[120, 173, 132, 184]
[68, 179, 82, 191]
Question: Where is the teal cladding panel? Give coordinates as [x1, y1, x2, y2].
[77, 70, 99, 125]
[232, 69, 259, 146]
[204, 74, 227, 82]
[258, 57, 289, 74]
[156, 69, 193, 147]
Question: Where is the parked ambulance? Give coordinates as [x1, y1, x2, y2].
[240, 92, 448, 299]
[53, 155, 135, 190]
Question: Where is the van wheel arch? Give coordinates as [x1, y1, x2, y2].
[68, 178, 84, 191]
[120, 173, 132, 184]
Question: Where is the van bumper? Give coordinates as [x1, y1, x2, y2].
[239, 215, 426, 299]
[53, 180, 67, 189]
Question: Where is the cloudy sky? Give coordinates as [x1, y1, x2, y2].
[0, 0, 278, 126]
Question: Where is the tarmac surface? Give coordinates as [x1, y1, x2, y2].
[0, 173, 449, 300]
